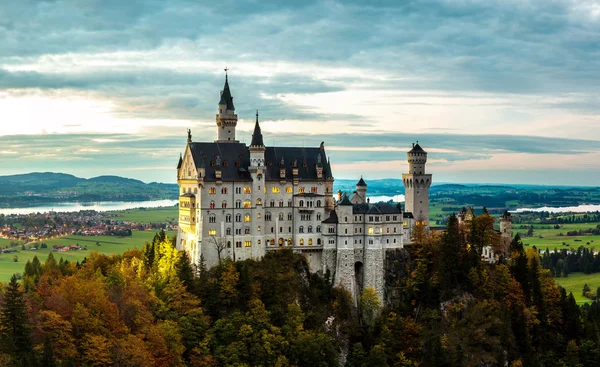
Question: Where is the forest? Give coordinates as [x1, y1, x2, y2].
[2, 215, 600, 366]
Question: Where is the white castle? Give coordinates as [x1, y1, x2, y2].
[176, 74, 431, 300]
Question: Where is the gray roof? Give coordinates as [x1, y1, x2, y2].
[356, 177, 367, 187]
[323, 210, 338, 223]
[352, 202, 402, 215]
[250, 113, 264, 147]
[219, 77, 235, 110]
[187, 142, 331, 182]
[409, 143, 426, 154]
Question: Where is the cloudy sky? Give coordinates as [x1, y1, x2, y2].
[1, 0, 600, 185]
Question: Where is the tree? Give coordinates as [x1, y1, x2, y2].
[210, 235, 227, 264]
[359, 287, 382, 328]
[0, 274, 34, 366]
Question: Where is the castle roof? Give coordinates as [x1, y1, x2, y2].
[177, 154, 183, 169]
[339, 194, 353, 206]
[323, 210, 338, 223]
[356, 177, 367, 187]
[250, 112, 264, 147]
[409, 143, 426, 154]
[187, 142, 331, 182]
[219, 76, 235, 110]
[352, 202, 402, 215]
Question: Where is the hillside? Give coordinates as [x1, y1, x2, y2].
[0, 172, 178, 207]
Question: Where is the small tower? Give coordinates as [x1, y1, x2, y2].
[500, 211, 513, 239]
[402, 142, 432, 227]
[249, 111, 266, 259]
[355, 177, 367, 204]
[215, 69, 238, 143]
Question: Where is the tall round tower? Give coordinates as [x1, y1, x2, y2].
[215, 70, 239, 143]
[402, 142, 432, 226]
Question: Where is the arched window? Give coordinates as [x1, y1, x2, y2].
[243, 200, 251, 208]
[299, 226, 304, 233]
[279, 212, 284, 220]
[226, 228, 231, 235]
[317, 238, 321, 245]
[222, 201, 227, 208]
[244, 227, 250, 234]
[226, 214, 232, 223]
[308, 238, 313, 245]
[316, 200, 321, 207]
[235, 200, 242, 208]
[235, 214, 242, 222]
[299, 200, 304, 207]
[316, 225, 321, 233]
[270, 200, 275, 207]
[288, 238, 293, 246]
[256, 198, 262, 205]
[221, 187, 228, 194]
[279, 238, 284, 246]
[227, 241, 231, 248]
[279, 200, 284, 207]
[209, 201, 215, 209]
[270, 239, 275, 246]
[209, 214, 216, 223]
[308, 225, 313, 233]
[300, 238, 304, 245]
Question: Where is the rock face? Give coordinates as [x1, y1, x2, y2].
[384, 248, 412, 308]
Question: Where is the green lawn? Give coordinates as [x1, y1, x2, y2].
[0, 237, 23, 248]
[555, 272, 600, 305]
[514, 222, 600, 251]
[107, 206, 178, 223]
[0, 230, 176, 283]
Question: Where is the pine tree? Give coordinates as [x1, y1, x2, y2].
[0, 274, 34, 366]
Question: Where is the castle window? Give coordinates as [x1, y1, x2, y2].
[299, 200, 304, 207]
[386, 216, 390, 221]
[245, 227, 250, 234]
[329, 239, 335, 244]
[316, 200, 321, 207]
[369, 216, 373, 222]
[257, 213, 261, 219]
[209, 215, 216, 223]
[271, 227, 274, 233]
[244, 187, 251, 194]
[244, 200, 251, 208]
[311, 187, 318, 193]
[256, 198, 262, 205]
[368, 228, 374, 235]
[244, 241, 251, 247]
[280, 227, 283, 232]
[345, 229, 348, 234]
[308, 238, 313, 245]
[208, 229, 217, 236]
[279, 213, 284, 220]
[209, 201, 215, 209]
[288, 213, 293, 220]
[375, 216, 379, 222]
[403, 221, 408, 227]
[244, 214, 251, 222]
[300, 239, 304, 246]
[279, 200, 284, 207]
[271, 239, 275, 246]
[316, 225, 321, 233]
[299, 226, 304, 233]
[308, 226, 313, 233]
[265, 213, 272, 221]
[272, 187, 281, 194]
[288, 238, 293, 246]
[236, 187, 242, 194]
[226, 228, 232, 235]
[222, 201, 227, 209]
[236, 229, 242, 235]
[317, 213, 321, 220]
[286, 187, 293, 194]
[257, 226, 261, 232]
[394, 239, 396, 243]
[317, 239, 321, 245]
[369, 239, 373, 245]
[393, 216, 397, 221]
[236, 214, 242, 222]
[288, 200, 292, 207]
[270, 200, 275, 207]
[221, 187, 228, 194]
[298, 187, 305, 194]
[257, 239, 261, 245]
[209, 187, 216, 194]
[227, 241, 231, 248]
[394, 227, 397, 233]
[279, 238, 284, 246]
[387, 227, 390, 233]
[236, 200, 242, 208]
[226, 214, 232, 223]
[236, 241, 242, 248]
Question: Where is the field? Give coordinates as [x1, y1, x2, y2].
[517, 223, 600, 251]
[0, 230, 176, 283]
[106, 206, 178, 223]
[555, 272, 600, 305]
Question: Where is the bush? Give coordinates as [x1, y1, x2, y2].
[13, 255, 18, 262]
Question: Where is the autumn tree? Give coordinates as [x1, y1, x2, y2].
[0, 274, 35, 366]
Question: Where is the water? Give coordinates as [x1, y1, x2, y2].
[368, 194, 405, 203]
[0, 200, 179, 216]
[514, 204, 600, 214]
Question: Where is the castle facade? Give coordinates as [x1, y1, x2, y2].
[176, 75, 431, 300]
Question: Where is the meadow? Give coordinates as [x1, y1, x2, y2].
[517, 222, 600, 251]
[554, 272, 600, 305]
[0, 230, 176, 283]
[106, 206, 178, 223]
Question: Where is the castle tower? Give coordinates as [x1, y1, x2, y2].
[355, 177, 367, 204]
[402, 142, 432, 227]
[215, 70, 238, 143]
[334, 194, 358, 301]
[249, 111, 266, 259]
[500, 210, 513, 239]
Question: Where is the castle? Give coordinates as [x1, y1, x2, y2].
[176, 74, 431, 300]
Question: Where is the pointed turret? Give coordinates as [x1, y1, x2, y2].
[250, 110, 264, 147]
[219, 73, 235, 111]
[177, 153, 183, 169]
[215, 69, 239, 143]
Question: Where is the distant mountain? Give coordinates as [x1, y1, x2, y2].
[0, 172, 178, 208]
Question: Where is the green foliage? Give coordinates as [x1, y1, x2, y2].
[0, 275, 35, 366]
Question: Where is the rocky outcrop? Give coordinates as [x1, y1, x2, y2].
[384, 248, 412, 308]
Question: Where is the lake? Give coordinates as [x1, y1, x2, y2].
[0, 200, 179, 216]
[514, 204, 600, 213]
[368, 194, 405, 203]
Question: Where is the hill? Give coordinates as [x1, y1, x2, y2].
[0, 172, 178, 208]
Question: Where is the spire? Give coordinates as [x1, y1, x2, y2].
[250, 110, 264, 147]
[219, 69, 235, 110]
[187, 129, 192, 143]
[177, 153, 183, 169]
[356, 176, 367, 187]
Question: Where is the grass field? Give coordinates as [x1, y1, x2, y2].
[516, 223, 600, 251]
[106, 206, 178, 223]
[0, 230, 176, 283]
[555, 272, 600, 305]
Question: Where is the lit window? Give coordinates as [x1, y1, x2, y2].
[286, 187, 293, 194]
[368, 228, 374, 235]
[272, 187, 281, 194]
[298, 187, 305, 194]
[221, 187, 228, 194]
[403, 221, 408, 227]
[308, 238, 313, 245]
[256, 198, 262, 205]
[209, 187, 216, 194]
[210, 201, 215, 209]
[208, 229, 217, 236]
[244, 241, 252, 247]
[300, 238, 304, 245]
[244, 187, 251, 194]
[244, 200, 251, 208]
[258, 239, 261, 245]
[244, 214, 251, 222]
[257, 226, 261, 231]
[257, 213, 261, 219]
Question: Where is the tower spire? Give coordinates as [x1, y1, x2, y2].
[250, 110, 264, 147]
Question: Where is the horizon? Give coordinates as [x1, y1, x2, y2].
[2, 1, 600, 185]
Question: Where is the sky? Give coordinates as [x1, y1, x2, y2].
[1, 0, 600, 185]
